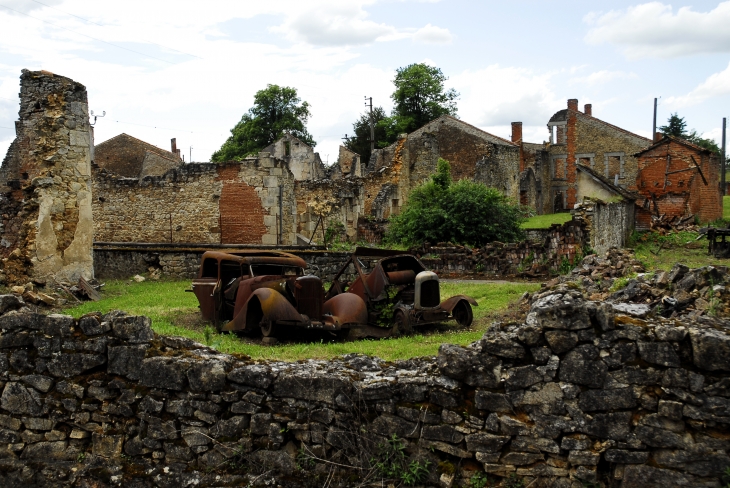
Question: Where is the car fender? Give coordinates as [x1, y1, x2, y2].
[439, 295, 478, 313]
[224, 288, 303, 331]
[322, 293, 368, 327]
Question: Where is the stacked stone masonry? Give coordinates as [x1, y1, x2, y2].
[1, 280, 730, 486]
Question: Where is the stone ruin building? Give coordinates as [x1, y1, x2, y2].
[0, 70, 94, 285]
[94, 133, 183, 179]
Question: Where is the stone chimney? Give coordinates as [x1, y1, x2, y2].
[568, 99, 578, 111]
[171, 138, 177, 154]
[511, 122, 523, 143]
[584, 104, 592, 116]
[655, 132, 664, 142]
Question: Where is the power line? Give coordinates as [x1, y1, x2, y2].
[0, 3, 183, 65]
[26, 0, 202, 59]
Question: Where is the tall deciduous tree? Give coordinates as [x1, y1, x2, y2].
[390, 63, 459, 133]
[212, 85, 315, 162]
[344, 106, 387, 166]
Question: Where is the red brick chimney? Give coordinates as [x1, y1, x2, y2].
[654, 132, 663, 143]
[567, 99, 578, 111]
[171, 138, 177, 154]
[511, 122, 523, 143]
[584, 104, 592, 116]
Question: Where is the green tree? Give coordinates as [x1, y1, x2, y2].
[386, 159, 524, 246]
[390, 63, 459, 133]
[659, 113, 688, 138]
[344, 106, 388, 166]
[659, 113, 721, 155]
[212, 85, 315, 161]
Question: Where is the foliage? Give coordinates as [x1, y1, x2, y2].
[503, 473, 525, 488]
[386, 159, 524, 246]
[324, 220, 346, 248]
[370, 434, 431, 486]
[659, 113, 721, 155]
[212, 84, 314, 161]
[346, 63, 459, 153]
[469, 471, 490, 488]
[344, 106, 388, 167]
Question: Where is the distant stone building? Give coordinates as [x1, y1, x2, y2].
[634, 135, 722, 229]
[262, 133, 327, 181]
[365, 115, 520, 218]
[94, 133, 183, 178]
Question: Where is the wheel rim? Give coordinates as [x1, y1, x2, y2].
[453, 302, 473, 327]
[260, 321, 275, 337]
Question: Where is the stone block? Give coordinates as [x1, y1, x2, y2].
[93, 433, 124, 458]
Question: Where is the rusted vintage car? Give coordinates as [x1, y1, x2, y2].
[326, 247, 477, 334]
[190, 250, 367, 338]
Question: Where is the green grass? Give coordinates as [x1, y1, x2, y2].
[629, 230, 722, 271]
[724, 195, 730, 220]
[521, 213, 572, 229]
[64, 279, 539, 361]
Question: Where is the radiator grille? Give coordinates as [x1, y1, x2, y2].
[420, 280, 440, 308]
[295, 277, 323, 319]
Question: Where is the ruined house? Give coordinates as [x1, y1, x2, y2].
[634, 135, 722, 229]
[0, 70, 94, 284]
[262, 133, 327, 181]
[527, 99, 652, 214]
[365, 115, 520, 219]
[94, 133, 183, 178]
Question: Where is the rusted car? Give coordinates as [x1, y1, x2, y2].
[190, 250, 367, 338]
[326, 247, 477, 334]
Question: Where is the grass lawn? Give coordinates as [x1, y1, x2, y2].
[64, 279, 539, 361]
[521, 213, 572, 229]
[725, 195, 730, 219]
[629, 230, 724, 271]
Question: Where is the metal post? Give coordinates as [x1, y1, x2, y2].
[365, 96, 374, 156]
[652, 98, 657, 142]
[278, 185, 283, 245]
[722, 117, 727, 196]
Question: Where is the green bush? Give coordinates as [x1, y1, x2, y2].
[386, 159, 524, 246]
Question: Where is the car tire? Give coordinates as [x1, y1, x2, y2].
[452, 300, 473, 327]
[393, 309, 412, 336]
[260, 320, 277, 338]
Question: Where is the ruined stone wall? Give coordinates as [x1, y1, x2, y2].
[92, 157, 297, 245]
[0, 70, 94, 285]
[573, 199, 635, 255]
[264, 134, 326, 181]
[1, 282, 730, 487]
[294, 179, 364, 243]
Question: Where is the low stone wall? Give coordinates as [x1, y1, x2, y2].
[1, 286, 729, 486]
[417, 220, 587, 277]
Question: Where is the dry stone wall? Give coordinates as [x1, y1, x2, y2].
[1, 283, 730, 487]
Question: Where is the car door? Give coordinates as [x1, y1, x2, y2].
[193, 256, 222, 322]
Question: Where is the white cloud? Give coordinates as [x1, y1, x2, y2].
[451, 65, 560, 127]
[412, 24, 453, 44]
[570, 70, 638, 86]
[585, 1, 730, 58]
[665, 61, 730, 106]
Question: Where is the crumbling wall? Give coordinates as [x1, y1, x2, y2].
[295, 179, 363, 243]
[0, 69, 94, 285]
[92, 157, 297, 245]
[1, 281, 730, 487]
[573, 199, 634, 255]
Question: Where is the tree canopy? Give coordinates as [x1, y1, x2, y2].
[212, 85, 315, 162]
[386, 158, 524, 247]
[344, 106, 388, 167]
[659, 113, 721, 155]
[346, 63, 459, 163]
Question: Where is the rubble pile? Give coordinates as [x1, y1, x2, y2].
[1, 285, 730, 486]
[650, 213, 698, 233]
[547, 247, 645, 290]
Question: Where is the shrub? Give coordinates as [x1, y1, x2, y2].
[386, 159, 524, 246]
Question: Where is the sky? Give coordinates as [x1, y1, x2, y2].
[0, 0, 729, 165]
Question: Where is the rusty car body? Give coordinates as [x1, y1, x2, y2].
[326, 247, 477, 334]
[190, 250, 367, 338]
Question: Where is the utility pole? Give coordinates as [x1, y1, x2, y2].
[364, 96, 374, 155]
[652, 98, 658, 142]
[189, 146, 193, 163]
[722, 117, 727, 196]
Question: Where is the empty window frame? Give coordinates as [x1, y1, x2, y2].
[576, 153, 595, 169]
[604, 152, 625, 180]
[551, 155, 567, 180]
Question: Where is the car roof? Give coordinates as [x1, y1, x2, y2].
[200, 250, 307, 268]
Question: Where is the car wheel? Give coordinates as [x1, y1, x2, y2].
[393, 309, 412, 336]
[260, 320, 277, 337]
[334, 328, 351, 341]
[452, 300, 473, 327]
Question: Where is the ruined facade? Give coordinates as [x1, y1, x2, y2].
[262, 133, 327, 181]
[93, 155, 297, 245]
[366, 116, 520, 218]
[94, 133, 182, 179]
[634, 135, 722, 229]
[541, 99, 651, 212]
[0, 70, 94, 284]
